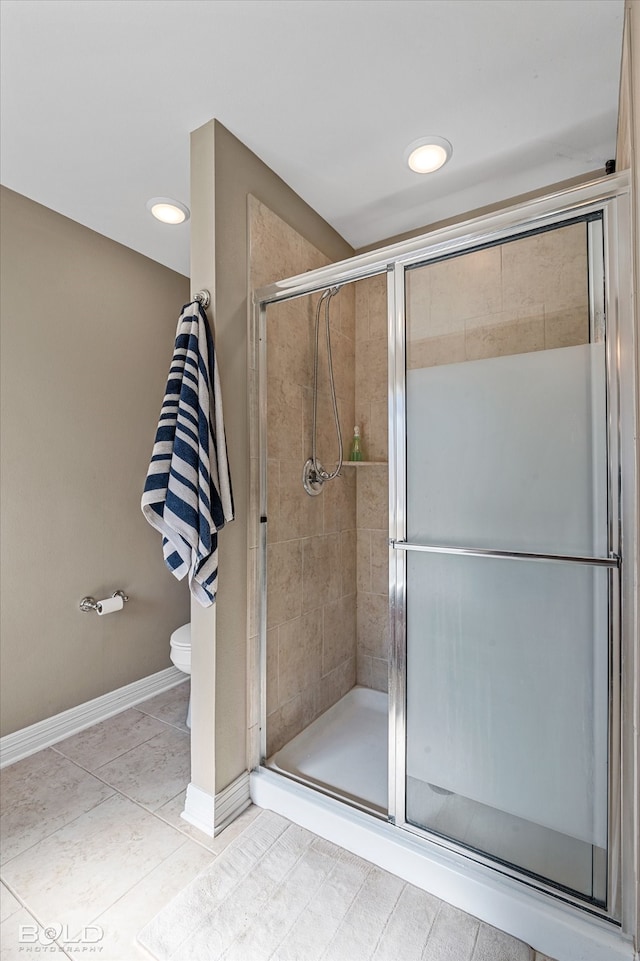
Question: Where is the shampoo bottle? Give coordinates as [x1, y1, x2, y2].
[349, 426, 364, 461]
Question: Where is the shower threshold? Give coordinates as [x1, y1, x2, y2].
[267, 686, 388, 815]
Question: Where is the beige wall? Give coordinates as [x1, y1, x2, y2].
[249, 198, 357, 756]
[189, 120, 352, 797]
[188, 120, 219, 803]
[0, 186, 191, 737]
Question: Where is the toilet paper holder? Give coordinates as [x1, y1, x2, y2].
[80, 590, 129, 613]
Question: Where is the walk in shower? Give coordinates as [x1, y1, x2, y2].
[248, 176, 637, 955]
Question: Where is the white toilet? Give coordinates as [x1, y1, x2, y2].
[169, 623, 192, 728]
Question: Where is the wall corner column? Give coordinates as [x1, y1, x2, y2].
[186, 120, 218, 819]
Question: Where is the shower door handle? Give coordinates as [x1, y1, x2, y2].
[390, 540, 620, 568]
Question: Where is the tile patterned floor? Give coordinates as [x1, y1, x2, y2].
[139, 809, 554, 961]
[1, 682, 258, 960]
[0, 682, 555, 961]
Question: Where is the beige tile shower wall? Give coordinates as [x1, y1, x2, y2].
[406, 222, 589, 369]
[248, 198, 357, 757]
[354, 275, 389, 693]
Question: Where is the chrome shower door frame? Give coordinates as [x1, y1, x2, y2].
[388, 179, 633, 927]
[251, 171, 636, 941]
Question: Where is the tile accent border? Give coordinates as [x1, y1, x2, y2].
[0, 666, 186, 768]
[250, 768, 635, 961]
[182, 772, 251, 838]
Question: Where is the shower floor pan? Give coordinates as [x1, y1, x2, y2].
[268, 686, 388, 815]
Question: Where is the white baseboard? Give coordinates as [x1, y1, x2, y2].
[0, 666, 186, 768]
[182, 772, 251, 839]
[182, 782, 215, 837]
[250, 767, 635, 961]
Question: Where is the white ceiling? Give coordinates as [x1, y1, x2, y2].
[0, 0, 624, 278]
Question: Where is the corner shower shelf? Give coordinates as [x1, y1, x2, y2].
[341, 461, 387, 467]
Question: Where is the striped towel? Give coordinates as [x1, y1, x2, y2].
[141, 301, 234, 606]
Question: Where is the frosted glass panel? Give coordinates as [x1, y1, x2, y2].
[406, 344, 607, 556]
[402, 223, 611, 903]
[405, 552, 609, 849]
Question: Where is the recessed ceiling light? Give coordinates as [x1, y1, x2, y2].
[404, 136, 453, 174]
[146, 197, 190, 224]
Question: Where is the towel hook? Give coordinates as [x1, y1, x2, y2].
[193, 289, 210, 310]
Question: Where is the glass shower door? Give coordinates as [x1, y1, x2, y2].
[400, 219, 615, 905]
